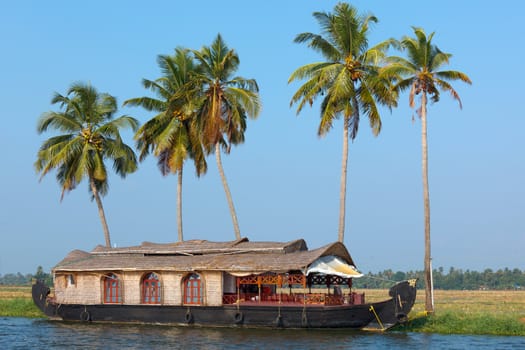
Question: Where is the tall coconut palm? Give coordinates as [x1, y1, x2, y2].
[35, 82, 139, 247]
[384, 27, 471, 313]
[192, 34, 261, 240]
[289, 3, 397, 243]
[124, 48, 207, 242]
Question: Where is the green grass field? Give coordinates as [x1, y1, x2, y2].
[364, 288, 525, 335]
[0, 286, 42, 317]
[1, 286, 524, 335]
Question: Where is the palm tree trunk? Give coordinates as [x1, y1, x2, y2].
[338, 116, 350, 243]
[421, 92, 434, 313]
[215, 143, 241, 240]
[177, 168, 184, 242]
[89, 177, 112, 248]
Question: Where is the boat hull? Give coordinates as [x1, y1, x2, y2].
[32, 279, 416, 330]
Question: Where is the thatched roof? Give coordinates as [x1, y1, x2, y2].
[90, 237, 308, 256]
[52, 238, 356, 275]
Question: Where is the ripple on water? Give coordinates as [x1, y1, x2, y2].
[0, 318, 524, 350]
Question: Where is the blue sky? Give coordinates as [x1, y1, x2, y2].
[1, 1, 523, 275]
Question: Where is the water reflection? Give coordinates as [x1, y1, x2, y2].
[1, 318, 523, 349]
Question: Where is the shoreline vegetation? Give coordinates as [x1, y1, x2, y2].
[0, 286, 42, 318]
[2, 286, 523, 336]
[394, 289, 525, 336]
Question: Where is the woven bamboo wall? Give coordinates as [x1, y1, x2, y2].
[162, 271, 183, 304]
[121, 271, 142, 304]
[54, 270, 225, 306]
[204, 271, 222, 306]
[54, 273, 101, 304]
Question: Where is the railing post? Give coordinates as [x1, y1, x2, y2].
[236, 277, 240, 304]
[257, 276, 261, 303]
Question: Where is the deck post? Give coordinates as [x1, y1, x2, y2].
[236, 277, 240, 304]
[257, 276, 261, 303]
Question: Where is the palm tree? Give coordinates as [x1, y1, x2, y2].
[35, 82, 139, 247]
[192, 34, 261, 240]
[384, 27, 471, 313]
[289, 3, 397, 243]
[124, 48, 207, 242]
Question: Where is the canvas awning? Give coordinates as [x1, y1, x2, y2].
[306, 255, 363, 278]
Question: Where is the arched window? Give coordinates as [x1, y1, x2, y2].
[183, 273, 203, 305]
[103, 273, 122, 304]
[142, 272, 161, 304]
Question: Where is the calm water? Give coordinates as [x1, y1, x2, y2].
[1, 318, 524, 349]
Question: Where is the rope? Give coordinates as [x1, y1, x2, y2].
[369, 305, 385, 330]
[301, 304, 308, 327]
[360, 275, 398, 284]
[301, 268, 309, 326]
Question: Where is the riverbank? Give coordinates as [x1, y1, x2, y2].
[377, 289, 525, 336]
[2, 286, 524, 335]
[0, 286, 42, 317]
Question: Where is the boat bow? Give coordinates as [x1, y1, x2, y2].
[32, 279, 57, 317]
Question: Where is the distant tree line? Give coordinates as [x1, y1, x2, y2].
[2, 266, 524, 291]
[353, 267, 525, 290]
[0, 266, 52, 286]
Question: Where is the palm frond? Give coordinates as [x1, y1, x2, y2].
[392, 78, 415, 95]
[289, 62, 341, 114]
[224, 86, 261, 119]
[157, 149, 172, 176]
[110, 142, 138, 177]
[434, 79, 463, 108]
[288, 62, 334, 83]
[36, 112, 82, 134]
[123, 95, 166, 112]
[295, 32, 340, 60]
[428, 49, 450, 71]
[357, 83, 382, 136]
[318, 92, 340, 136]
[435, 70, 472, 84]
[382, 60, 417, 82]
[347, 96, 361, 141]
[98, 115, 139, 137]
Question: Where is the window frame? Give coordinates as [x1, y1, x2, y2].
[103, 273, 122, 304]
[67, 274, 76, 287]
[183, 273, 203, 305]
[142, 272, 162, 304]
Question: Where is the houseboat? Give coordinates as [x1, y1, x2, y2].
[32, 238, 417, 330]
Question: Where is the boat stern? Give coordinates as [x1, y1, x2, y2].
[363, 279, 418, 331]
[388, 278, 418, 322]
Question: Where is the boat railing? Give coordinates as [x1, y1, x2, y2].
[222, 293, 238, 304]
[222, 291, 365, 306]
